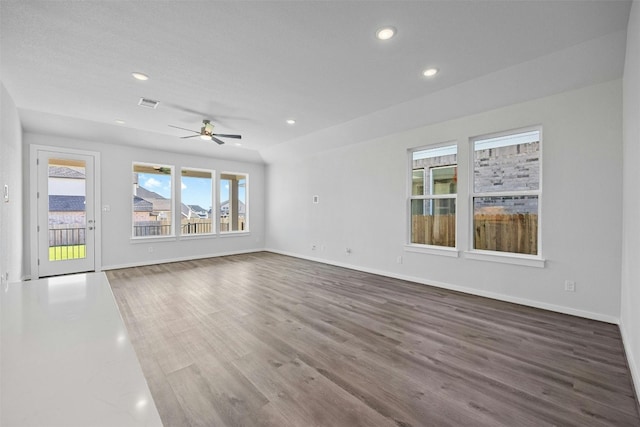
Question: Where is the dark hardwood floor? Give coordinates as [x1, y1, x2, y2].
[106, 252, 640, 427]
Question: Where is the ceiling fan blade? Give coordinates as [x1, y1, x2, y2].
[181, 135, 201, 139]
[169, 125, 199, 134]
[211, 136, 225, 145]
[212, 133, 242, 139]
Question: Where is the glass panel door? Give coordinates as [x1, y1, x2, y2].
[37, 151, 95, 277]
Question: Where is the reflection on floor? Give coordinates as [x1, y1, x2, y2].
[0, 272, 162, 427]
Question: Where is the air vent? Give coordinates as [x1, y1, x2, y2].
[138, 97, 159, 109]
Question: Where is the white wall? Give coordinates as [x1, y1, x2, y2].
[0, 82, 23, 283]
[266, 80, 623, 322]
[23, 134, 265, 274]
[621, 0, 640, 406]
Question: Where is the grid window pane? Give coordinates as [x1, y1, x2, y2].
[181, 169, 213, 235]
[411, 199, 456, 247]
[220, 173, 248, 232]
[410, 144, 457, 248]
[132, 164, 173, 237]
[473, 130, 540, 193]
[412, 169, 424, 196]
[473, 195, 538, 255]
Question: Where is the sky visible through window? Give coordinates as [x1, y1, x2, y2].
[138, 173, 244, 210]
[182, 176, 212, 210]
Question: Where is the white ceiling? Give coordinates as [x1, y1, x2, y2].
[0, 1, 632, 163]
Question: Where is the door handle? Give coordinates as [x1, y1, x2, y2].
[88, 226, 94, 230]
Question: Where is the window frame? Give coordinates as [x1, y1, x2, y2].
[219, 171, 249, 235]
[406, 141, 458, 254]
[179, 167, 215, 238]
[468, 125, 543, 261]
[131, 162, 176, 240]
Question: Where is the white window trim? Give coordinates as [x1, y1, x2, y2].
[132, 162, 175, 239]
[468, 125, 543, 261]
[179, 167, 216, 237]
[407, 141, 458, 252]
[219, 171, 249, 234]
[464, 250, 545, 268]
[404, 244, 459, 257]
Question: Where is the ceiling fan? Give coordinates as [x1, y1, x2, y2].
[168, 120, 241, 145]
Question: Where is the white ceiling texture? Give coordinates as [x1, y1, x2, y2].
[0, 1, 632, 163]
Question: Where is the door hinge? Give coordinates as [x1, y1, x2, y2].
[37, 225, 40, 232]
[37, 191, 40, 199]
[37, 158, 39, 165]
[37, 259, 40, 266]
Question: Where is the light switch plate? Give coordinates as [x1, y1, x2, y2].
[3, 184, 8, 202]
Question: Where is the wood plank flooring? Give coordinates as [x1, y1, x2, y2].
[106, 252, 640, 427]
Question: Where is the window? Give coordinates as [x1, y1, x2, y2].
[409, 144, 457, 247]
[132, 163, 174, 237]
[471, 128, 541, 255]
[220, 172, 248, 233]
[181, 168, 214, 236]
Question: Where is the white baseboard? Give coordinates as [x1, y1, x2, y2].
[619, 320, 640, 408]
[264, 248, 619, 324]
[102, 248, 264, 271]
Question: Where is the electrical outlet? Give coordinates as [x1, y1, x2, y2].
[311, 245, 317, 251]
[564, 280, 576, 292]
[345, 248, 352, 255]
[396, 256, 403, 264]
[148, 247, 154, 253]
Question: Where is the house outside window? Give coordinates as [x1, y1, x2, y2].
[471, 127, 541, 256]
[132, 163, 174, 237]
[409, 144, 457, 248]
[220, 172, 248, 233]
[180, 168, 214, 236]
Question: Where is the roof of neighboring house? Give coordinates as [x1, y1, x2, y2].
[135, 186, 172, 212]
[151, 199, 171, 212]
[181, 203, 191, 217]
[133, 196, 153, 212]
[49, 195, 85, 211]
[188, 204, 208, 214]
[135, 186, 166, 200]
[49, 166, 85, 179]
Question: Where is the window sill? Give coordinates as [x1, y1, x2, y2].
[130, 235, 176, 243]
[219, 231, 251, 238]
[179, 233, 217, 241]
[464, 250, 545, 268]
[404, 244, 459, 258]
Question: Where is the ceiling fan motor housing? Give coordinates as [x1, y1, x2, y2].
[201, 120, 214, 136]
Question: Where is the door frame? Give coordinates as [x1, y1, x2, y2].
[30, 145, 102, 279]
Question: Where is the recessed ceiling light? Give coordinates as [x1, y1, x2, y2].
[131, 72, 149, 81]
[286, 119, 296, 125]
[235, 143, 242, 147]
[114, 119, 125, 125]
[376, 27, 396, 40]
[423, 68, 439, 77]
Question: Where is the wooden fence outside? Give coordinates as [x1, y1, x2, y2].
[132, 218, 248, 235]
[182, 218, 213, 234]
[474, 213, 537, 255]
[411, 214, 456, 247]
[412, 213, 538, 255]
[48, 224, 86, 246]
[134, 221, 172, 237]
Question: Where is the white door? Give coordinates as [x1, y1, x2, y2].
[36, 151, 96, 277]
